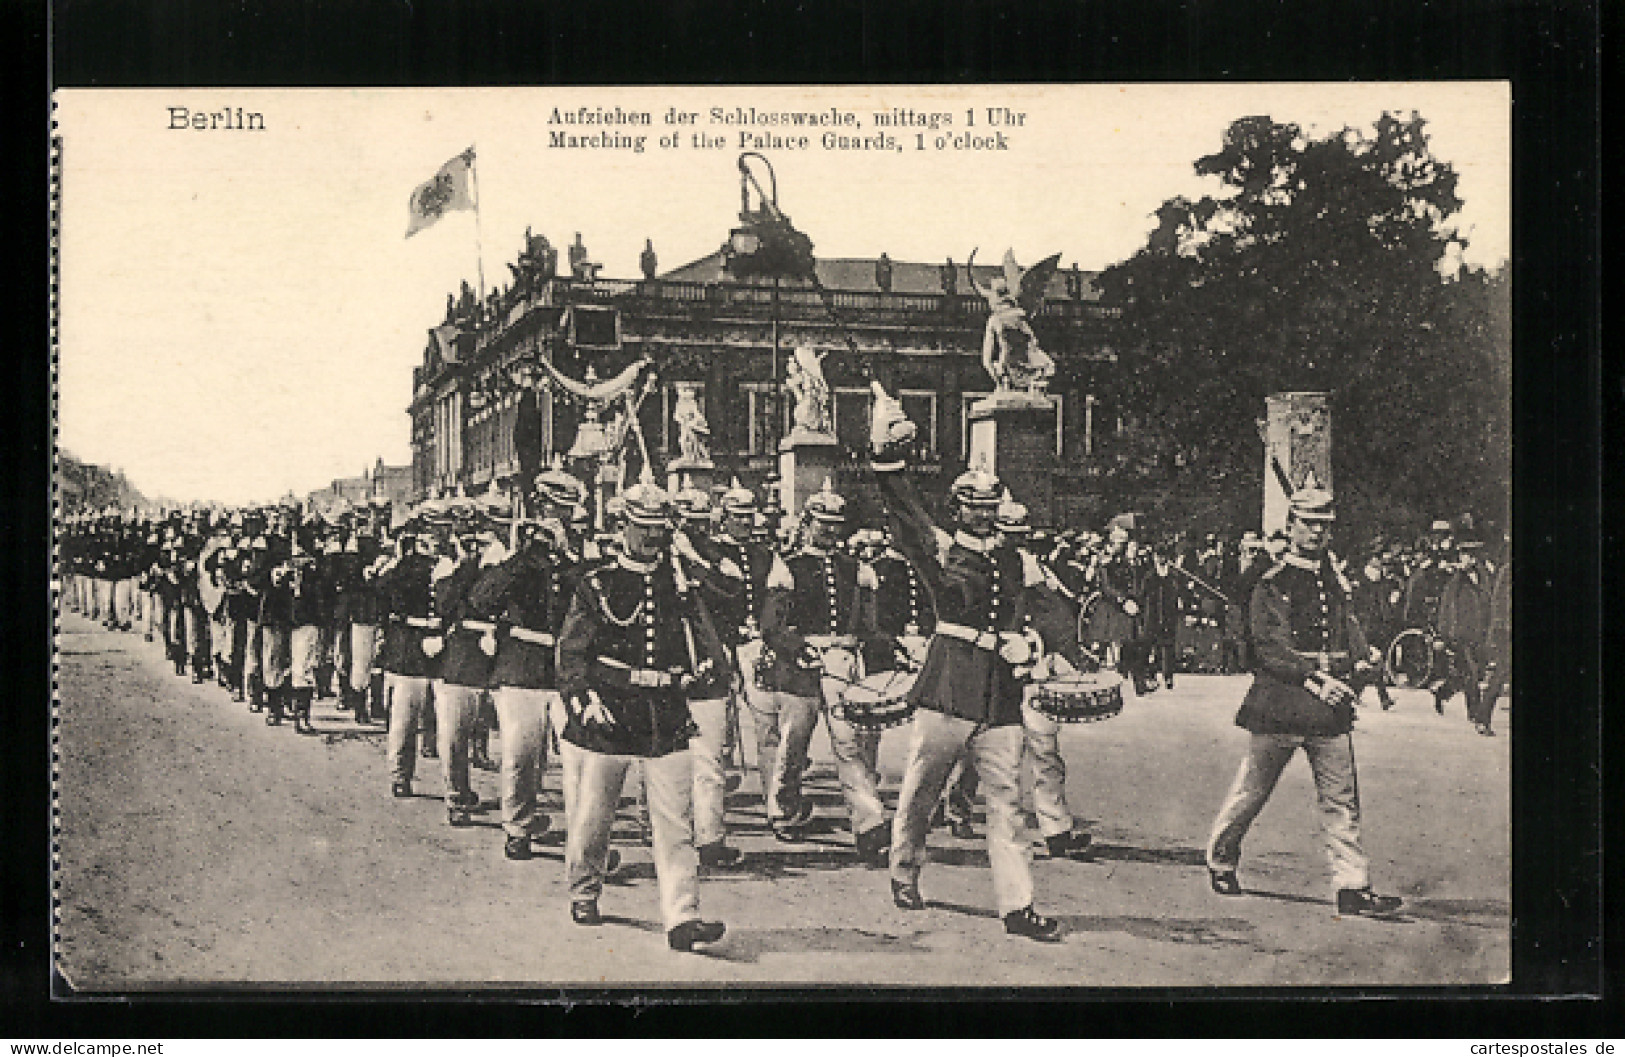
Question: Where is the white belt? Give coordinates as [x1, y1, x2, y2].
[459, 619, 498, 633]
[401, 616, 442, 629]
[935, 622, 999, 651]
[805, 634, 858, 649]
[508, 627, 556, 647]
[598, 656, 681, 688]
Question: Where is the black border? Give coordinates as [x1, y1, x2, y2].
[16, 0, 1606, 1037]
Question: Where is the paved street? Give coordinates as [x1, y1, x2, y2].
[55, 611, 1509, 990]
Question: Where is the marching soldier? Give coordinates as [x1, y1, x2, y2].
[758, 480, 888, 864]
[175, 527, 213, 684]
[371, 516, 443, 798]
[867, 382, 1064, 940]
[554, 478, 729, 952]
[1204, 486, 1403, 917]
[424, 507, 502, 826]
[709, 479, 782, 822]
[465, 468, 591, 860]
[198, 524, 233, 690]
[668, 480, 750, 868]
[256, 522, 298, 724]
[329, 520, 382, 722]
[239, 513, 275, 712]
[996, 499, 1097, 863]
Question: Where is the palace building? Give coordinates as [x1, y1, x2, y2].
[409, 230, 1128, 527]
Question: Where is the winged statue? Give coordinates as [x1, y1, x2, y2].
[967, 248, 1061, 396]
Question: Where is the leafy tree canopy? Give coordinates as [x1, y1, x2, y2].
[1096, 112, 1508, 542]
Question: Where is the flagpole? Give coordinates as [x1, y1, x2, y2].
[469, 145, 488, 299]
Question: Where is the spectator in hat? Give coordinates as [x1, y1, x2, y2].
[1135, 546, 1184, 692]
[1435, 536, 1494, 733]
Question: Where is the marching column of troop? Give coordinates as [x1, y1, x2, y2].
[67, 401, 1510, 953]
[61, 502, 397, 729]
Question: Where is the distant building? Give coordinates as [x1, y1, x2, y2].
[308, 458, 413, 514]
[409, 240, 1128, 527]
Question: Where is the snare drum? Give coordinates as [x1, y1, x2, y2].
[1030, 673, 1125, 724]
[837, 670, 919, 731]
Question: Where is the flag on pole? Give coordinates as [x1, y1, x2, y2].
[405, 147, 476, 238]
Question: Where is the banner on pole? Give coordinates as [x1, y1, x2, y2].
[405, 148, 476, 238]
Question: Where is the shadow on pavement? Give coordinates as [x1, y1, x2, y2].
[696, 926, 933, 965]
[923, 898, 999, 921]
[1058, 913, 1288, 954]
[1088, 842, 1208, 867]
[1235, 887, 1328, 908]
[1402, 896, 1508, 929]
[713, 847, 869, 879]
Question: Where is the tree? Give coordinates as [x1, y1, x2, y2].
[1097, 112, 1509, 540]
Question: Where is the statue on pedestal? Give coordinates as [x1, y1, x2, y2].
[640, 238, 659, 281]
[967, 248, 1061, 398]
[784, 345, 833, 440]
[670, 382, 712, 467]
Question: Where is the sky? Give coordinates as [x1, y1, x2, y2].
[55, 83, 1509, 506]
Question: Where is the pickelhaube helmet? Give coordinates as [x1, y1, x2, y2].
[534, 467, 587, 508]
[950, 468, 1002, 508]
[1287, 476, 1336, 523]
[671, 475, 713, 522]
[719, 476, 758, 516]
[995, 498, 1032, 535]
[620, 479, 675, 528]
[803, 478, 847, 523]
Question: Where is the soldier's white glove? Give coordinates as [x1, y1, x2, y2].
[998, 630, 1036, 666]
[420, 635, 444, 658]
[868, 380, 917, 466]
[1123, 599, 1140, 617]
[573, 689, 615, 729]
[718, 557, 744, 580]
[1044, 653, 1079, 679]
[677, 658, 716, 691]
[478, 630, 498, 656]
[1309, 672, 1356, 709]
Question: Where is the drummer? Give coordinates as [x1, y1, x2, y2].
[668, 478, 750, 869]
[757, 479, 888, 865]
[866, 383, 1065, 942]
[996, 499, 1098, 862]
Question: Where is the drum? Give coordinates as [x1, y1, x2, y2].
[1385, 628, 1435, 688]
[1030, 673, 1125, 724]
[836, 670, 918, 731]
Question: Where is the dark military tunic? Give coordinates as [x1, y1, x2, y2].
[1235, 551, 1371, 738]
[863, 548, 935, 674]
[873, 466, 1031, 727]
[708, 534, 775, 645]
[433, 556, 498, 689]
[466, 537, 591, 690]
[759, 547, 876, 698]
[373, 551, 441, 678]
[555, 551, 729, 758]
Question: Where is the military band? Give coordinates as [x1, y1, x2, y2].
[61, 410, 1518, 954]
